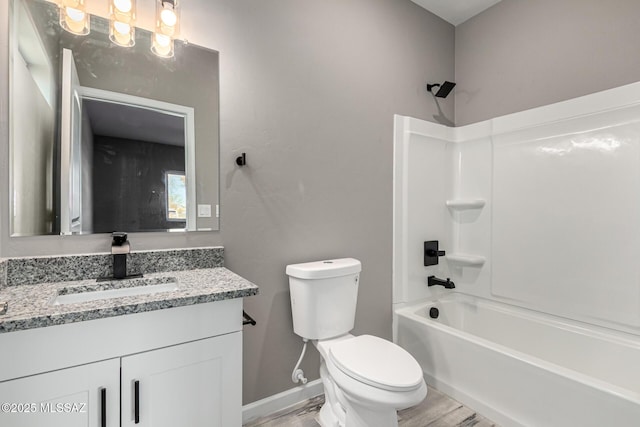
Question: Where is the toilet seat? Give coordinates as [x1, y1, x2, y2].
[328, 335, 423, 392]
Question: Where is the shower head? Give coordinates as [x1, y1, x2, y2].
[427, 81, 456, 98]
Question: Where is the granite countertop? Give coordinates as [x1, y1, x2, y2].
[0, 267, 258, 334]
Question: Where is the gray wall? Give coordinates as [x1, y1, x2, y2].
[198, 0, 455, 403]
[0, 0, 455, 404]
[455, 0, 640, 125]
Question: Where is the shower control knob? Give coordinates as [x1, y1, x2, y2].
[424, 241, 446, 266]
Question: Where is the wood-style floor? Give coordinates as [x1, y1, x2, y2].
[244, 387, 497, 427]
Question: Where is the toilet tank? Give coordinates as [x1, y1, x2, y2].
[286, 258, 361, 340]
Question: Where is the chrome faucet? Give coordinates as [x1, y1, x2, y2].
[112, 232, 130, 280]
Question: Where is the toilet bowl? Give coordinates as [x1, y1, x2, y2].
[315, 334, 427, 427]
[286, 258, 427, 427]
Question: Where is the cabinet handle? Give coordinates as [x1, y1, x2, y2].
[100, 388, 106, 427]
[134, 380, 140, 424]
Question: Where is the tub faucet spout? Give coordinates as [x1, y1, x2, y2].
[428, 275, 455, 289]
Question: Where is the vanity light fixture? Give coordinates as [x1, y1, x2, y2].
[58, 0, 90, 35]
[56, 0, 180, 58]
[151, 0, 179, 58]
[109, 0, 136, 47]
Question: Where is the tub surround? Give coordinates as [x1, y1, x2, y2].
[393, 82, 640, 425]
[393, 81, 640, 335]
[1, 247, 225, 287]
[0, 247, 258, 333]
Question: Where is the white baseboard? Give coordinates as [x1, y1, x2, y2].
[242, 379, 324, 424]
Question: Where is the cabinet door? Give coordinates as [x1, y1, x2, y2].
[121, 332, 242, 427]
[0, 358, 120, 427]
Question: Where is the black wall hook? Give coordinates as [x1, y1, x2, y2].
[236, 153, 247, 166]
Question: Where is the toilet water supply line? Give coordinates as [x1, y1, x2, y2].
[291, 338, 309, 384]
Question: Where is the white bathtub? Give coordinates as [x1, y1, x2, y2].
[394, 293, 640, 427]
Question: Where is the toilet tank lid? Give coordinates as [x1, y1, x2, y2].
[286, 258, 361, 279]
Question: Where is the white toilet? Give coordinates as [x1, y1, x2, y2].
[286, 258, 427, 427]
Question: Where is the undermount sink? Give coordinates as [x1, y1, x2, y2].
[50, 277, 179, 306]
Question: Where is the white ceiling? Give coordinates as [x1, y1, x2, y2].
[84, 100, 186, 147]
[410, 0, 503, 26]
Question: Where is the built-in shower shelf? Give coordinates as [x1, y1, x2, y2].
[445, 254, 486, 267]
[445, 199, 486, 210]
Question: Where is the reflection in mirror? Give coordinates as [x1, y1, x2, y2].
[79, 89, 194, 233]
[10, 0, 220, 236]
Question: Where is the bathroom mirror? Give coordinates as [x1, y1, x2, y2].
[9, 0, 220, 236]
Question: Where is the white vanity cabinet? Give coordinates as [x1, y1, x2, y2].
[121, 333, 241, 427]
[0, 299, 243, 427]
[0, 358, 120, 427]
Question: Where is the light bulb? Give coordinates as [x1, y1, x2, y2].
[114, 21, 130, 34]
[109, 0, 135, 46]
[156, 0, 179, 37]
[151, 33, 174, 58]
[109, 20, 135, 46]
[160, 8, 177, 27]
[113, 0, 132, 13]
[155, 33, 171, 47]
[61, 6, 90, 35]
[66, 6, 85, 23]
[113, 25, 131, 45]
